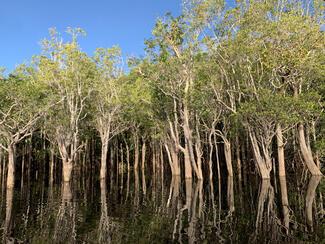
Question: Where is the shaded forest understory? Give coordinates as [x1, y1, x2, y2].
[0, 1, 324, 241]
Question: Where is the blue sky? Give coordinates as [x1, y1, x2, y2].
[0, 0, 182, 73]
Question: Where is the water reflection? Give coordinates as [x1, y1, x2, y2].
[4, 187, 13, 243]
[0, 172, 323, 243]
[54, 182, 76, 243]
[305, 176, 322, 231]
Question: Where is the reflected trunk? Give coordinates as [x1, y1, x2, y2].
[54, 182, 76, 243]
[305, 176, 322, 229]
[279, 176, 289, 233]
[227, 176, 235, 213]
[4, 187, 14, 243]
[99, 179, 112, 243]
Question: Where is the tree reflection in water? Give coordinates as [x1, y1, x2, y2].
[0, 172, 323, 243]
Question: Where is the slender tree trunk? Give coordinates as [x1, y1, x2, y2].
[170, 144, 180, 176]
[134, 134, 139, 171]
[7, 143, 16, 189]
[224, 141, 233, 177]
[293, 87, 322, 176]
[305, 176, 322, 229]
[100, 141, 108, 179]
[208, 131, 214, 182]
[297, 123, 322, 176]
[276, 124, 286, 177]
[141, 141, 146, 170]
[227, 176, 235, 213]
[184, 144, 192, 179]
[279, 176, 289, 233]
[165, 143, 176, 176]
[50, 148, 55, 184]
[4, 186, 13, 242]
[236, 136, 242, 182]
[249, 130, 271, 179]
[183, 105, 193, 179]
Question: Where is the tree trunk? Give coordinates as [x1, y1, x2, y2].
[134, 134, 139, 171]
[62, 160, 73, 182]
[236, 136, 242, 182]
[7, 144, 16, 189]
[305, 176, 322, 229]
[249, 130, 271, 179]
[208, 131, 214, 182]
[165, 143, 176, 176]
[184, 144, 192, 179]
[276, 124, 286, 177]
[279, 176, 289, 233]
[50, 148, 55, 184]
[170, 144, 180, 176]
[297, 123, 322, 176]
[141, 141, 146, 170]
[224, 141, 233, 177]
[100, 142, 108, 179]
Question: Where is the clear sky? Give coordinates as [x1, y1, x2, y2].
[0, 0, 182, 73]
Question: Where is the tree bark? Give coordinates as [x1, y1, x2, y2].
[7, 143, 16, 189]
[100, 142, 108, 179]
[50, 148, 55, 185]
[141, 141, 146, 170]
[184, 144, 192, 179]
[297, 123, 322, 176]
[249, 130, 271, 179]
[62, 160, 73, 182]
[134, 134, 139, 171]
[279, 176, 289, 233]
[170, 144, 180, 176]
[224, 141, 233, 177]
[236, 136, 242, 182]
[276, 124, 286, 177]
[305, 176, 322, 229]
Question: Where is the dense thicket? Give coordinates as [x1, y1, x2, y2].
[0, 0, 324, 189]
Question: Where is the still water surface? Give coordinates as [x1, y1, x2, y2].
[0, 171, 324, 243]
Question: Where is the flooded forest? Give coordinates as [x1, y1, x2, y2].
[0, 0, 324, 243]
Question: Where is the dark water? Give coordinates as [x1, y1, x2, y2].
[0, 171, 324, 243]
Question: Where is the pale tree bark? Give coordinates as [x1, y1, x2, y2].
[215, 127, 233, 177]
[7, 143, 16, 189]
[224, 141, 233, 177]
[100, 139, 109, 179]
[141, 139, 147, 195]
[297, 123, 322, 176]
[305, 176, 322, 229]
[134, 132, 139, 171]
[183, 105, 200, 179]
[293, 87, 322, 176]
[279, 176, 290, 233]
[236, 135, 242, 183]
[96, 111, 125, 180]
[227, 176, 235, 213]
[276, 124, 286, 177]
[249, 129, 272, 179]
[54, 182, 76, 243]
[4, 186, 13, 243]
[98, 179, 113, 243]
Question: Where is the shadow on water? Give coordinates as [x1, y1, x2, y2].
[0, 169, 323, 243]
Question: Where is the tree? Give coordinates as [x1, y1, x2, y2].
[92, 46, 126, 179]
[35, 28, 95, 182]
[0, 68, 46, 188]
